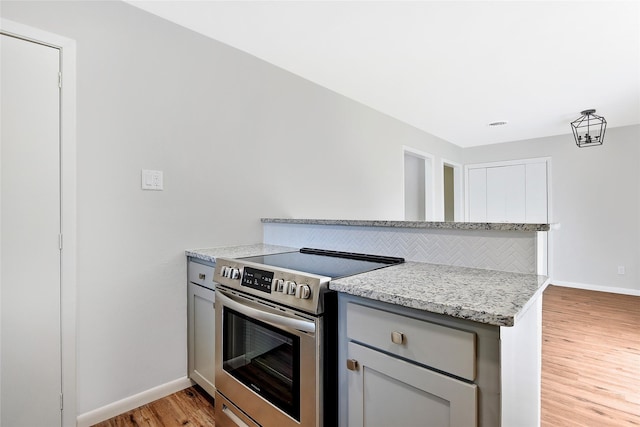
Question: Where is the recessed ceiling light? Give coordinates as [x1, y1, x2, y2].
[488, 121, 508, 127]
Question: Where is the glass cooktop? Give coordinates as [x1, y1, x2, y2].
[240, 248, 404, 279]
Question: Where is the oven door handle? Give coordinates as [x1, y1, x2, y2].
[217, 291, 316, 334]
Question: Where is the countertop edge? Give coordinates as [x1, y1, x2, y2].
[329, 284, 517, 326]
[512, 276, 552, 324]
[261, 218, 550, 232]
[186, 244, 297, 263]
[329, 262, 548, 327]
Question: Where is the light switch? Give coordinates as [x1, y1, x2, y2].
[141, 169, 163, 190]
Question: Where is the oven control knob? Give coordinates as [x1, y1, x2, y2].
[230, 268, 240, 280]
[285, 280, 297, 295]
[296, 284, 311, 299]
[220, 266, 229, 277]
[273, 279, 285, 292]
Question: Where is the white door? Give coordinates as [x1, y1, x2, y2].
[486, 165, 526, 222]
[467, 168, 487, 222]
[1, 33, 62, 427]
[466, 159, 548, 223]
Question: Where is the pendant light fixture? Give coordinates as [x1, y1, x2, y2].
[570, 109, 606, 148]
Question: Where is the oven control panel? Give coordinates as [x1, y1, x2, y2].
[241, 267, 273, 294]
[214, 258, 328, 314]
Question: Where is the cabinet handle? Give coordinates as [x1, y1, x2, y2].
[198, 273, 206, 280]
[346, 359, 359, 371]
[222, 404, 251, 427]
[391, 331, 405, 345]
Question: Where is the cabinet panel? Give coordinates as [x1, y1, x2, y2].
[347, 303, 476, 381]
[348, 342, 477, 427]
[189, 261, 216, 289]
[188, 281, 216, 396]
[467, 168, 487, 222]
[486, 165, 525, 223]
[503, 165, 526, 222]
[467, 160, 548, 223]
[525, 162, 548, 223]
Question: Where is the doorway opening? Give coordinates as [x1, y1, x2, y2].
[403, 147, 434, 221]
[444, 165, 455, 221]
[442, 160, 462, 222]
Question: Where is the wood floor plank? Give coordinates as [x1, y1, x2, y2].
[92, 386, 215, 427]
[541, 285, 640, 427]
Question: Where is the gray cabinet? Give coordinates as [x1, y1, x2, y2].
[338, 294, 504, 427]
[347, 341, 477, 427]
[187, 259, 216, 397]
[345, 302, 478, 427]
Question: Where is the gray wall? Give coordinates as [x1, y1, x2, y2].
[1, 0, 463, 416]
[464, 125, 640, 293]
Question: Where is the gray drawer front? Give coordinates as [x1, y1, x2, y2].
[188, 261, 216, 290]
[347, 302, 476, 381]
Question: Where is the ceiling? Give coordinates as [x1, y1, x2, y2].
[125, 1, 640, 148]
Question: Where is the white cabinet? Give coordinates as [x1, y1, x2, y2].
[467, 168, 487, 223]
[486, 165, 526, 223]
[187, 259, 216, 396]
[466, 159, 548, 223]
[524, 162, 548, 223]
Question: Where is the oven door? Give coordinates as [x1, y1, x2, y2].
[215, 287, 320, 427]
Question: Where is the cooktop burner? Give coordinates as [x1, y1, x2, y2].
[240, 248, 404, 279]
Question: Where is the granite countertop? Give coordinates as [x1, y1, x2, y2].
[261, 218, 550, 232]
[186, 244, 297, 263]
[330, 262, 549, 327]
[187, 244, 547, 327]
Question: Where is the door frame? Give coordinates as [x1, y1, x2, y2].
[1, 19, 77, 427]
[440, 158, 463, 222]
[402, 146, 435, 221]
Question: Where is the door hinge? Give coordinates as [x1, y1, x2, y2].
[58, 72, 62, 88]
[58, 233, 63, 250]
[60, 393, 63, 410]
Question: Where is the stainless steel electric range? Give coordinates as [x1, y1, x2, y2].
[213, 248, 404, 427]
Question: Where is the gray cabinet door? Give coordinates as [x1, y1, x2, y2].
[187, 282, 216, 396]
[347, 342, 477, 427]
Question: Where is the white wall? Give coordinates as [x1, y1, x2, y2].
[463, 125, 640, 293]
[0, 0, 463, 416]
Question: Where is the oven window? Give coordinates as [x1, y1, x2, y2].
[222, 307, 301, 421]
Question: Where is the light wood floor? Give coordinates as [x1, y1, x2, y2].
[541, 285, 640, 427]
[94, 285, 639, 426]
[92, 385, 215, 427]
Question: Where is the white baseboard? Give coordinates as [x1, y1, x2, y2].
[76, 376, 194, 427]
[551, 280, 640, 297]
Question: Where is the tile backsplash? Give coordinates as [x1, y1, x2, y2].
[263, 222, 539, 274]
